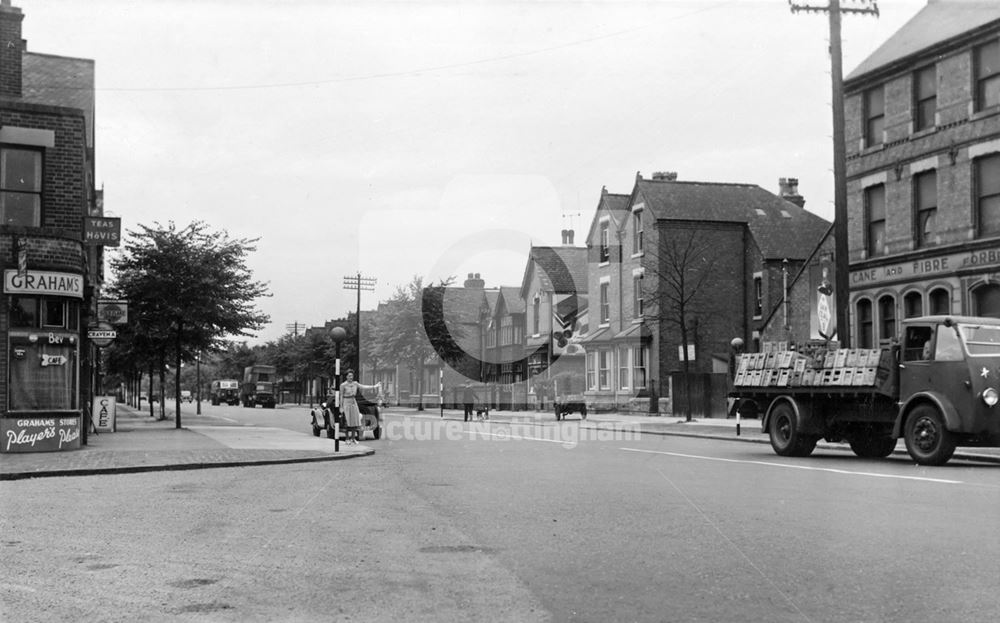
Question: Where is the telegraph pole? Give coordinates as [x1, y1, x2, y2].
[285, 321, 306, 336]
[789, 0, 878, 348]
[343, 272, 376, 372]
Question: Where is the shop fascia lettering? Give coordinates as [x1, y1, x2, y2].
[3, 270, 83, 298]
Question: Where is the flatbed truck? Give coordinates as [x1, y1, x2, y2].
[730, 315, 1000, 466]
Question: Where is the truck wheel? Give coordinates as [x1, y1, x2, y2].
[904, 405, 956, 466]
[850, 436, 896, 458]
[768, 403, 816, 457]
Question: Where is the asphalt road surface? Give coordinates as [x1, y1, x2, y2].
[2, 405, 998, 622]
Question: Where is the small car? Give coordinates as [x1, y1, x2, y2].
[181, 390, 193, 403]
[555, 394, 587, 421]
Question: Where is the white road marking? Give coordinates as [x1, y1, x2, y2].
[620, 447, 963, 484]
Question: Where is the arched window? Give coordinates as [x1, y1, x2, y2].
[903, 291, 923, 318]
[973, 284, 1000, 318]
[857, 299, 874, 348]
[929, 288, 950, 315]
[878, 295, 896, 342]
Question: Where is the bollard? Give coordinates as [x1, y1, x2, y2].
[334, 423, 339, 452]
[736, 410, 741, 437]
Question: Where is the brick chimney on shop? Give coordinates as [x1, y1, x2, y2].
[779, 177, 806, 208]
[0, 0, 24, 98]
[651, 171, 678, 181]
[463, 273, 485, 289]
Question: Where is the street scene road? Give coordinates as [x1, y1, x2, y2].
[2, 403, 998, 622]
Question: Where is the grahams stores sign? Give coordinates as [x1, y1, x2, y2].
[3, 270, 83, 299]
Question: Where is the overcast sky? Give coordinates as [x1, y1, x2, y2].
[19, 0, 925, 344]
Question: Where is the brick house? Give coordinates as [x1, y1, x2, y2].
[519, 236, 588, 410]
[583, 172, 830, 415]
[484, 285, 526, 410]
[1, 0, 102, 452]
[843, 1, 1000, 346]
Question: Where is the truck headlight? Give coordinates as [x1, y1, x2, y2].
[983, 387, 999, 407]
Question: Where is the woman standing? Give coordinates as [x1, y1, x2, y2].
[339, 370, 380, 445]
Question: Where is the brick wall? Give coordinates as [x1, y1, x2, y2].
[0, 2, 23, 98]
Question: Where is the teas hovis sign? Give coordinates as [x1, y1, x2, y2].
[84, 216, 121, 246]
[3, 270, 83, 298]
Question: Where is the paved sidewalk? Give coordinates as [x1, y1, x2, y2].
[0, 405, 371, 481]
[384, 405, 1000, 464]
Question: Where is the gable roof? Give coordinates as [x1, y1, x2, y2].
[846, 0, 1000, 83]
[497, 286, 525, 315]
[635, 178, 830, 261]
[520, 246, 589, 297]
[441, 287, 488, 326]
[584, 187, 631, 245]
[21, 52, 95, 148]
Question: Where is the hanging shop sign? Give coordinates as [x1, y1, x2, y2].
[97, 299, 129, 325]
[1, 416, 81, 453]
[3, 269, 83, 298]
[87, 322, 116, 347]
[83, 216, 121, 246]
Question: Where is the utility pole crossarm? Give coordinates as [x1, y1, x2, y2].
[343, 272, 377, 374]
[790, 0, 878, 349]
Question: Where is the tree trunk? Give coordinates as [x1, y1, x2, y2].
[174, 325, 183, 429]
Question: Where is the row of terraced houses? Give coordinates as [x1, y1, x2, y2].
[357, 1, 1000, 417]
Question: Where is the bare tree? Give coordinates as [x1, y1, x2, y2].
[642, 224, 722, 422]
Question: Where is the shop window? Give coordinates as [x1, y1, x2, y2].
[9, 296, 38, 327]
[866, 185, 886, 256]
[974, 284, 1000, 318]
[913, 65, 936, 132]
[914, 170, 937, 248]
[0, 147, 42, 227]
[975, 39, 1000, 111]
[857, 299, 874, 348]
[976, 154, 1000, 237]
[8, 337, 78, 411]
[903, 291, 923, 318]
[929, 288, 951, 315]
[879, 295, 896, 341]
[865, 86, 884, 147]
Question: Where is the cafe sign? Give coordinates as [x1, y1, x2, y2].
[3, 270, 83, 299]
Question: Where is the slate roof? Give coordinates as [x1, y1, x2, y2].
[846, 0, 1000, 82]
[498, 286, 525, 314]
[635, 178, 830, 261]
[441, 287, 488, 325]
[521, 246, 589, 296]
[21, 52, 95, 148]
[585, 188, 632, 245]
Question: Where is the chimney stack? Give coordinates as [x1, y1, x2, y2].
[0, 0, 24, 98]
[778, 177, 805, 208]
[463, 272, 485, 289]
[651, 171, 678, 181]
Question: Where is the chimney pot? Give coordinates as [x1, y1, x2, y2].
[778, 177, 805, 208]
[652, 171, 677, 181]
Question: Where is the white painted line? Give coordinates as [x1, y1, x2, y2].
[620, 447, 963, 484]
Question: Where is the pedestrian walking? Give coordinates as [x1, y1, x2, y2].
[339, 370, 380, 445]
[462, 382, 475, 422]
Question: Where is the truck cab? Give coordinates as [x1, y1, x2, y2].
[895, 316, 1000, 464]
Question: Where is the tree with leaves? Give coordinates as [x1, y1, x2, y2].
[107, 221, 270, 427]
